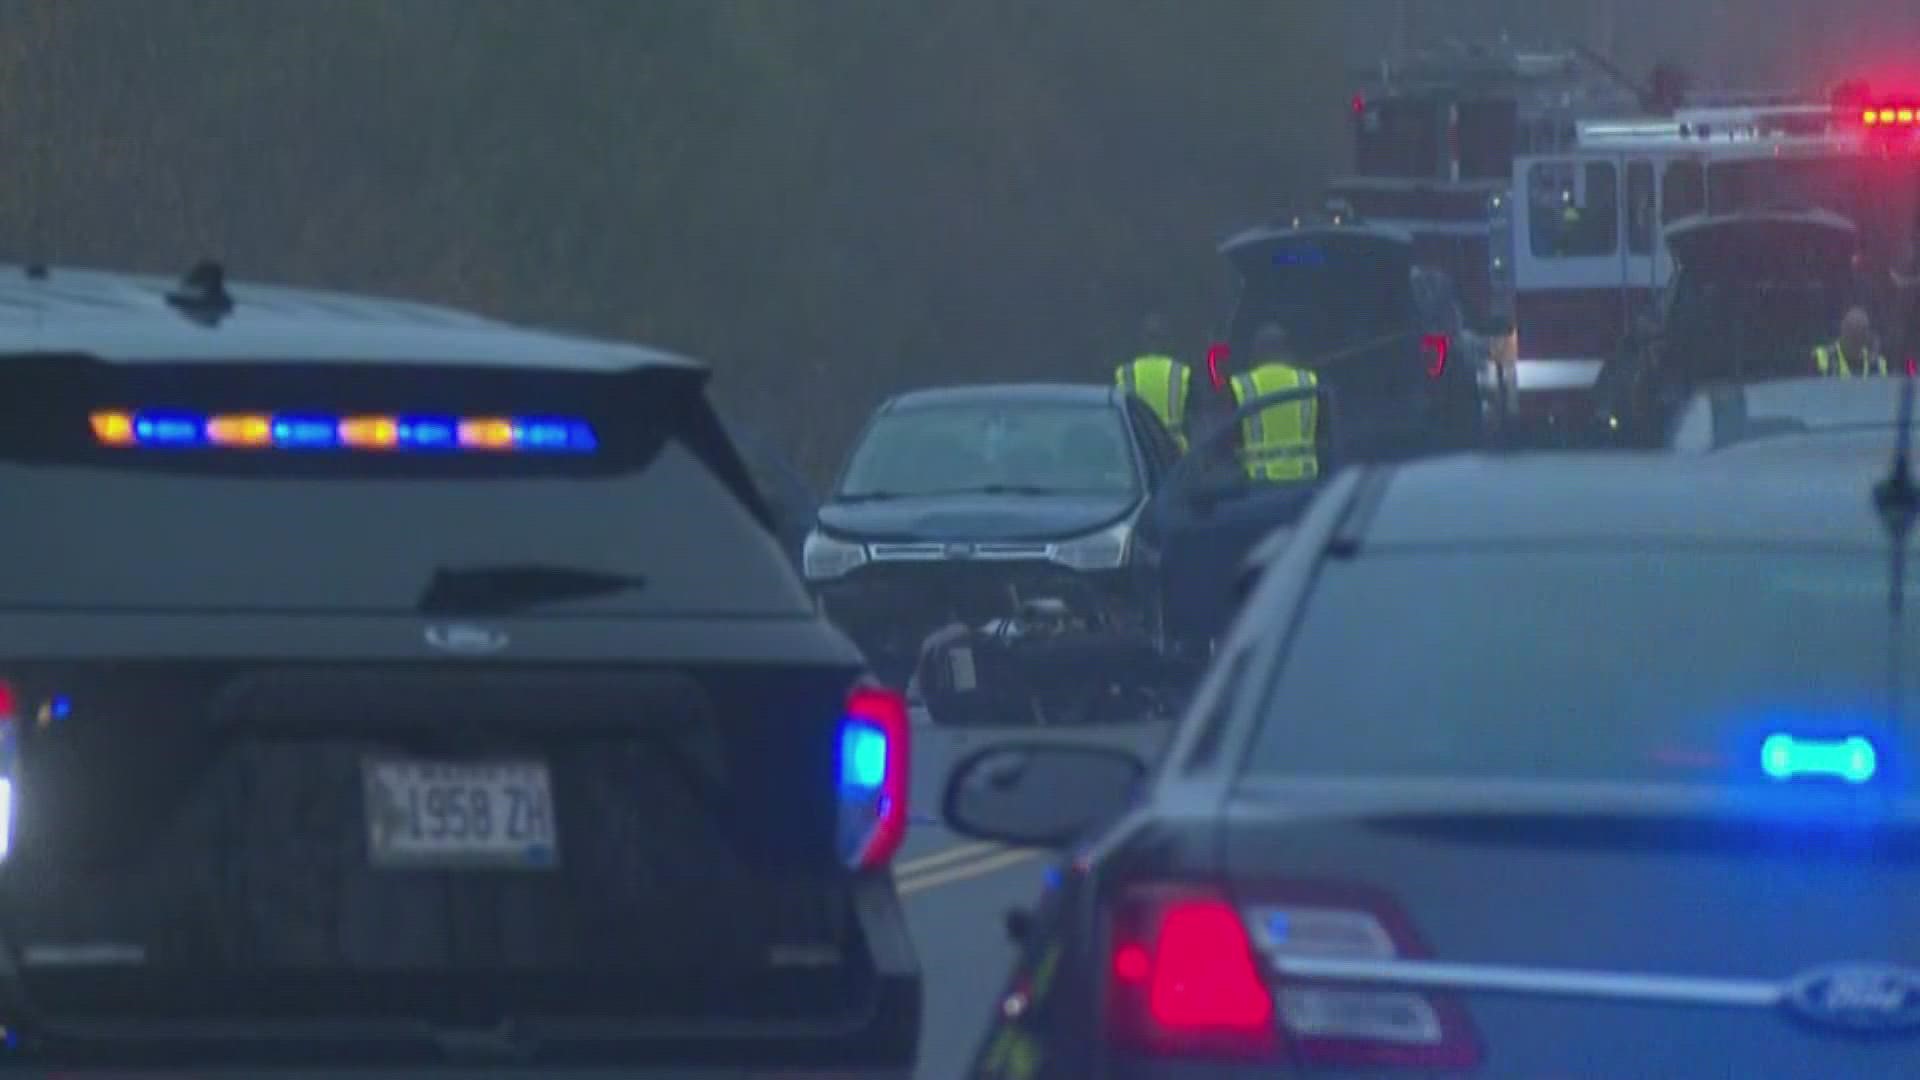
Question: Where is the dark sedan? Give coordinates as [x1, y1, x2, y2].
[940, 442, 1920, 1078]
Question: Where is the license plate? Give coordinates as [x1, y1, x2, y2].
[362, 758, 559, 870]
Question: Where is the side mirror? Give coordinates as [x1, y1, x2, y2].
[941, 741, 1149, 849]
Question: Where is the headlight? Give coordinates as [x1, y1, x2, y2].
[1051, 520, 1132, 571]
[803, 530, 868, 581]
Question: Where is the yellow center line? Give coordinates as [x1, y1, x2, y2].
[893, 841, 999, 877]
[898, 847, 1040, 895]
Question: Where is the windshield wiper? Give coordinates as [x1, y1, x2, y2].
[416, 563, 648, 615]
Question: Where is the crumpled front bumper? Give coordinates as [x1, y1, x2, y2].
[815, 560, 1146, 684]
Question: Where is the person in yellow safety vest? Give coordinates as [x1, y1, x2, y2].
[1228, 323, 1319, 482]
[1812, 306, 1889, 377]
[1113, 312, 1193, 450]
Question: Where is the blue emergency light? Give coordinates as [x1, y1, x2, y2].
[1760, 733, 1877, 784]
[839, 722, 890, 790]
[89, 410, 597, 453]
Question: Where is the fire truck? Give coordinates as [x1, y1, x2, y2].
[1324, 41, 1920, 444]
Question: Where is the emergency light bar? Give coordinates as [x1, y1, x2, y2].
[1760, 733, 1877, 784]
[88, 410, 598, 453]
[1862, 106, 1919, 126]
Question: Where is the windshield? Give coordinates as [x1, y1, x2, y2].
[835, 401, 1138, 499]
[1248, 549, 1920, 786]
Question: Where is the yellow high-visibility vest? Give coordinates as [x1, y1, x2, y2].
[1229, 363, 1318, 482]
[1813, 341, 1889, 377]
[1115, 355, 1192, 450]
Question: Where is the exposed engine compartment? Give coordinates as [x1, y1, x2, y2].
[913, 581, 1168, 727]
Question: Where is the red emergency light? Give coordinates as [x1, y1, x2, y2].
[1860, 104, 1920, 126]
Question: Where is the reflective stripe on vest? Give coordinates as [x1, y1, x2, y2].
[1814, 342, 1889, 377]
[1116, 355, 1191, 446]
[1230, 364, 1318, 481]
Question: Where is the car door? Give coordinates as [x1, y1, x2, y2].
[1146, 386, 1334, 653]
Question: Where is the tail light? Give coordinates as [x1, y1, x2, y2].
[0, 680, 16, 863]
[1205, 342, 1231, 390]
[1106, 880, 1481, 1068]
[1419, 334, 1450, 379]
[836, 685, 910, 871]
[1906, 355, 1916, 377]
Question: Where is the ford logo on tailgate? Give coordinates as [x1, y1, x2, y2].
[424, 623, 509, 655]
[1786, 965, 1920, 1034]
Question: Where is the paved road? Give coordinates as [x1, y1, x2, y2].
[899, 711, 1173, 1080]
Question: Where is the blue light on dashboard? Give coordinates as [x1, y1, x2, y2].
[840, 722, 889, 790]
[1761, 733, 1877, 784]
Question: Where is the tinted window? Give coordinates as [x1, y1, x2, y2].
[1248, 550, 1918, 785]
[1627, 160, 1655, 255]
[838, 401, 1139, 498]
[0, 440, 811, 615]
[1355, 99, 1440, 179]
[1528, 161, 1618, 258]
[1456, 99, 1516, 181]
[1707, 156, 1920, 274]
[1662, 161, 1705, 224]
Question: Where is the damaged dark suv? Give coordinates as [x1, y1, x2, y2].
[804, 384, 1179, 725]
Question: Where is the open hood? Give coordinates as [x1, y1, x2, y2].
[1665, 210, 1857, 281]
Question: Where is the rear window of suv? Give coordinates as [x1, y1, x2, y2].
[0, 361, 813, 617]
[1247, 549, 1920, 786]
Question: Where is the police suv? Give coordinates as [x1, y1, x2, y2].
[0, 261, 918, 1076]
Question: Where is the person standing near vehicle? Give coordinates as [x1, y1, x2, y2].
[1228, 323, 1320, 482]
[1114, 312, 1193, 450]
[1812, 306, 1889, 377]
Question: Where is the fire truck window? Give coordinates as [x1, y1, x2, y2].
[1627, 161, 1655, 255]
[1529, 161, 1617, 259]
[1662, 161, 1704, 225]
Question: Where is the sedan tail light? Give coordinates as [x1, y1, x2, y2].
[1106, 880, 1481, 1068]
[1419, 334, 1450, 379]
